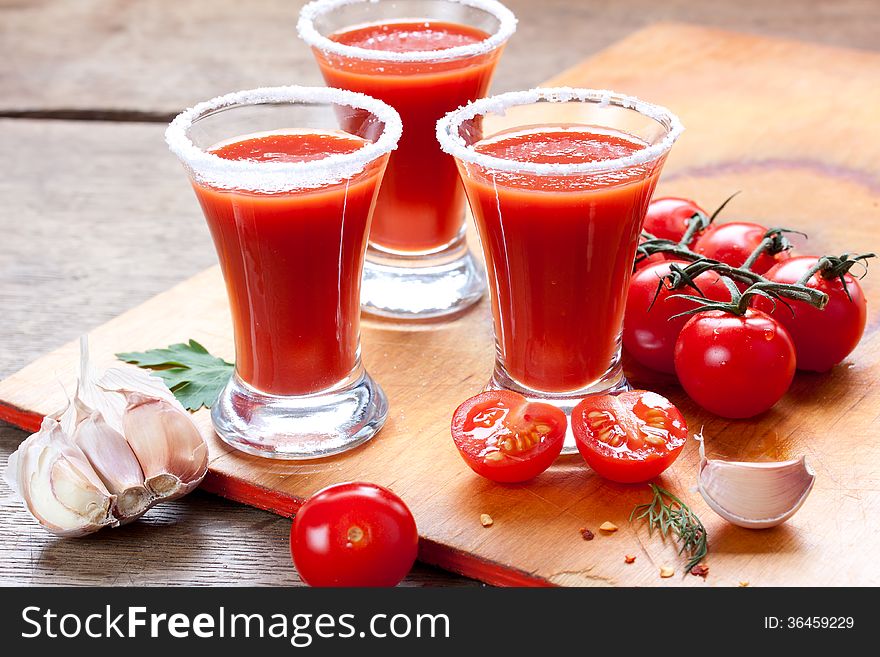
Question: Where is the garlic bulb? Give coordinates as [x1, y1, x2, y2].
[697, 436, 815, 529]
[4, 335, 209, 537]
[121, 393, 208, 500]
[4, 417, 116, 536]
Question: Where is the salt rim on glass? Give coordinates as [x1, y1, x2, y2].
[165, 86, 403, 194]
[436, 87, 685, 176]
[297, 0, 517, 63]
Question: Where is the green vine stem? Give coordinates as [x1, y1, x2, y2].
[740, 227, 805, 271]
[797, 253, 876, 301]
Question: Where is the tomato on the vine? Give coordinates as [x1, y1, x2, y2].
[623, 260, 731, 373]
[290, 482, 418, 587]
[674, 309, 796, 418]
[643, 197, 706, 244]
[692, 222, 791, 274]
[451, 390, 566, 483]
[571, 390, 688, 484]
[757, 256, 868, 372]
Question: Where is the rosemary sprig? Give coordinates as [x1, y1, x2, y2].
[630, 484, 708, 571]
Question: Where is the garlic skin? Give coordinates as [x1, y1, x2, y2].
[5, 417, 116, 537]
[121, 393, 208, 500]
[697, 437, 815, 529]
[71, 410, 151, 521]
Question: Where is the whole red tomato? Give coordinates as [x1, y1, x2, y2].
[451, 390, 566, 483]
[571, 390, 688, 484]
[290, 482, 418, 587]
[623, 260, 731, 373]
[693, 222, 791, 274]
[643, 197, 707, 244]
[674, 309, 796, 418]
[757, 256, 868, 371]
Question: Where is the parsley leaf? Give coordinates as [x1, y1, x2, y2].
[116, 339, 233, 411]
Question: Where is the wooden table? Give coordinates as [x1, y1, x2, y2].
[1, 0, 878, 586]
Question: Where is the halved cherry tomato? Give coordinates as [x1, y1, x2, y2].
[643, 197, 706, 245]
[451, 390, 566, 483]
[290, 482, 418, 587]
[692, 221, 791, 274]
[623, 260, 731, 373]
[757, 256, 868, 372]
[571, 390, 688, 484]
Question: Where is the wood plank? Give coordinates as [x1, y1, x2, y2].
[2, 0, 879, 114]
[3, 23, 880, 586]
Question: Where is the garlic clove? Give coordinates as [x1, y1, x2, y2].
[71, 411, 152, 521]
[121, 393, 208, 500]
[697, 436, 815, 529]
[7, 417, 116, 536]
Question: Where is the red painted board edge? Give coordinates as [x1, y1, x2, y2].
[0, 400, 552, 587]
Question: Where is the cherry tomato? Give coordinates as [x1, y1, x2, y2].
[643, 197, 707, 244]
[290, 482, 418, 587]
[674, 309, 796, 418]
[692, 222, 791, 274]
[571, 390, 688, 484]
[756, 256, 868, 372]
[451, 390, 566, 483]
[623, 260, 731, 373]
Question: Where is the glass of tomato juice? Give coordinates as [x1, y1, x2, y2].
[298, 0, 517, 320]
[166, 87, 402, 459]
[437, 88, 683, 451]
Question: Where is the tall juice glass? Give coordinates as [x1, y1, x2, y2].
[437, 88, 683, 451]
[166, 87, 402, 459]
[298, 0, 517, 319]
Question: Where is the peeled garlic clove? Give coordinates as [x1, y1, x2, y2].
[6, 417, 115, 537]
[697, 437, 815, 529]
[122, 393, 208, 500]
[72, 411, 152, 521]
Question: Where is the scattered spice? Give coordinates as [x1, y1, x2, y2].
[660, 566, 675, 578]
[599, 521, 618, 533]
[579, 527, 594, 541]
[624, 555, 636, 564]
[480, 513, 494, 527]
[690, 563, 710, 578]
[739, 581, 750, 587]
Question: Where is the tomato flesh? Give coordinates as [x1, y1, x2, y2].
[451, 390, 566, 483]
[693, 221, 791, 274]
[571, 390, 688, 484]
[290, 482, 418, 587]
[674, 309, 796, 418]
[757, 256, 867, 372]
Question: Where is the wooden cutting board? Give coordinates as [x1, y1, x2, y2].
[2, 24, 879, 586]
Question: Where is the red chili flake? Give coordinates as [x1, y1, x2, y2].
[624, 554, 636, 564]
[690, 563, 710, 578]
[579, 527, 595, 541]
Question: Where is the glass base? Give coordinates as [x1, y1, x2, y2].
[487, 359, 631, 455]
[211, 371, 388, 460]
[361, 239, 486, 320]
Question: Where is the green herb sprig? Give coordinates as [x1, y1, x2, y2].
[630, 484, 708, 571]
[116, 339, 233, 411]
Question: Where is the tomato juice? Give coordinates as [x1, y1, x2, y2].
[313, 20, 502, 253]
[194, 132, 387, 395]
[461, 127, 663, 392]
